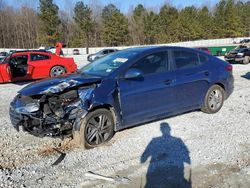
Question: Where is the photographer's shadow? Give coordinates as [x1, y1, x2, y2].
[141, 123, 191, 188]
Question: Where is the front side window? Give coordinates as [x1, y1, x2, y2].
[30, 54, 50, 61]
[10, 55, 28, 64]
[173, 50, 199, 69]
[130, 52, 168, 75]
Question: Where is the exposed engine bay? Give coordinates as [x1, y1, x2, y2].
[10, 88, 92, 138]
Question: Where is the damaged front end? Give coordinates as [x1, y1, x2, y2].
[9, 85, 95, 138]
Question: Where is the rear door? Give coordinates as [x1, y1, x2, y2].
[28, 53, 51, 78]
[118, 50, 177, 126]
[170, 49, 210, 109]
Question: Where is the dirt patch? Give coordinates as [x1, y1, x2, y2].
[38, 138, 78, 157]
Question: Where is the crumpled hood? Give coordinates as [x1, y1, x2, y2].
[19, 73, 102, 96]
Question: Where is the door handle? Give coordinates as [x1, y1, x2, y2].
[164, 79, 172, 85]
[204, 71, 210, 76]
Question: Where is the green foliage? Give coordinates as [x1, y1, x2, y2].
[143, 11, 160, 44]
[74, 1, 93, 34]
[101, 4, 119, 21]
[74, 1, 93, 50]
[2, 0, 250, 48]
[157, 5, 179, 43]
[38, 0, 60, 46]
[102, 5, 129, 46]
[131, 4, 147, 44]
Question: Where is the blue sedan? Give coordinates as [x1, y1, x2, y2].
[10, 46, 234, 148]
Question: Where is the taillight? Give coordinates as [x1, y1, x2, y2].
[225, 64, 233, 72]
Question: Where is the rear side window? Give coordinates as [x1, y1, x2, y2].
[173, 50, 199, 69]
[30, 54, 50, 61]
[199, 53, 209, 64]
[131, 51, 168, 75]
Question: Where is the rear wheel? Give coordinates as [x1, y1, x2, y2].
[75, 109, 115, 149]
[50, 66, 66, 77]
[201, 85, 225, 114]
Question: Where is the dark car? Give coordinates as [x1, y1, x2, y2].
[87, 49, 118, 62]
[224, 45, 248, 62]
[0, 52, 8, 57]
[73, 49, 80, 55]
[234, 48, 250, 64]
[9, 46, 234, 148]
[240, 39, 250, 44]
[0, 52, 8, 62]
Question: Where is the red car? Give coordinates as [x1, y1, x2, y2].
[0, 50, 77, 83]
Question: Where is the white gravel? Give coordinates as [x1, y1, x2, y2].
[0, 56, 250, 188]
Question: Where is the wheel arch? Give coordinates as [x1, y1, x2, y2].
[73, 103, 121, 134]
[214, 82, 225, 91]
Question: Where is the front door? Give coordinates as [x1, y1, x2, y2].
[9, 54, 29, 80]
[118, 51, 177, 126]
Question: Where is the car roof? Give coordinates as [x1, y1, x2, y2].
[12, 50, 52, 55]
[121, 46, 191, 53]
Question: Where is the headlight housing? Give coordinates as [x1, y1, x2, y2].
[15, 102, 40, 114]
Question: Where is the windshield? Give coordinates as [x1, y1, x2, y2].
[79, 50, 139, 77]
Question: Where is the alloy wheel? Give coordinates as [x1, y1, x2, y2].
[50, 66, 66, 77]
[85, 114, 113, 145]
[208, 89, 223, 111]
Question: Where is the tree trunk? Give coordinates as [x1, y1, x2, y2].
[86, 33, 89, 54]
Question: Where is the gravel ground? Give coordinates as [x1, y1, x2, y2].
[0, 56, 250, 188]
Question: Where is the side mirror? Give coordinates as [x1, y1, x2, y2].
[124, 68, 143, 79]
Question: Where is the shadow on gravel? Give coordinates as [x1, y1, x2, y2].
[141, 122, 191, 188]
[241, 72, 250, 80]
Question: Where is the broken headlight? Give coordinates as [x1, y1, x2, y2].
[15, 101, 40, 114]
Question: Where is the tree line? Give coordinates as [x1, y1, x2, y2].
[0, 0, 249, 49]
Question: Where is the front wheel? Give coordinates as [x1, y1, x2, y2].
[201, 85, 225, 114]
[74, 109, 115, 149]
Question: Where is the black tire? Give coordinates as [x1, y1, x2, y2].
[50, 66, 66, 77]
[201, 85, 225, 114]
[242, 56, 249, 65]
[75, 108, 115, 149]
